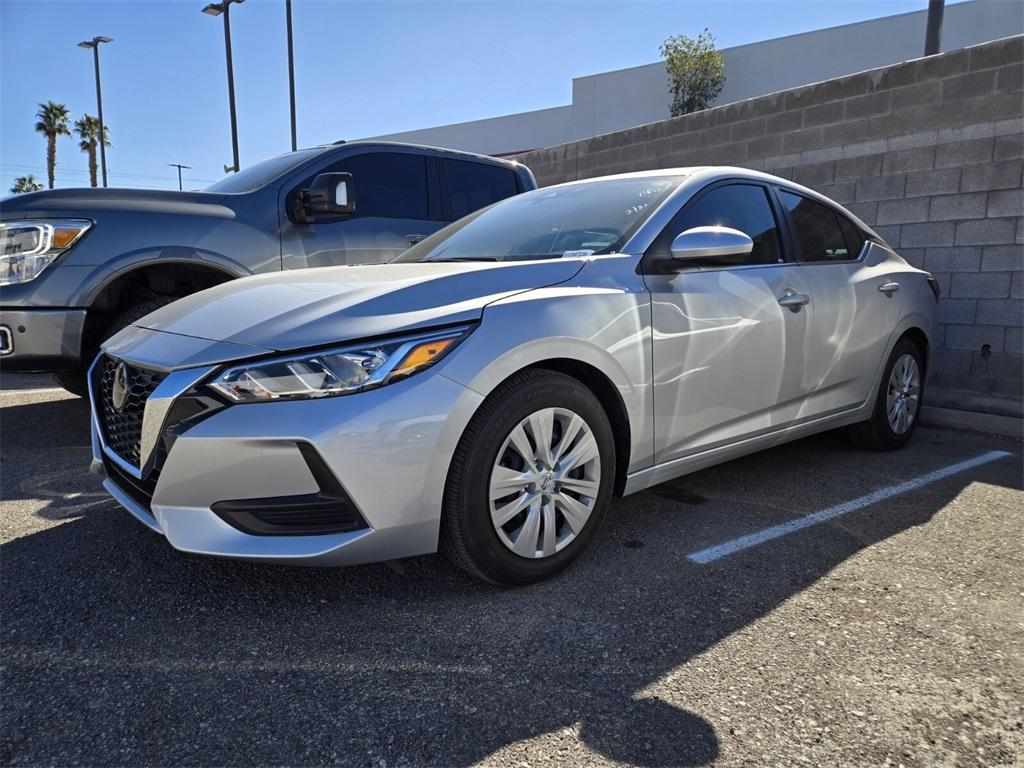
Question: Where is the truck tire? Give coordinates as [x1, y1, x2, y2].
[52, 297, 173, 398]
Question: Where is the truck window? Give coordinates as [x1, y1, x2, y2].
[328, 153, 430, 220]
[445, 159, 518, 221]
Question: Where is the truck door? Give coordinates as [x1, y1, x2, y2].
[280, 150, 444, 268]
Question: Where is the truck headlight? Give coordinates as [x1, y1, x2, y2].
[0, 219, 92, 285]
[208, 325, 473, 403]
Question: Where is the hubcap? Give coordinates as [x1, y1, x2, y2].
[886, 353, 921, 435]
[489, 407, 601, 559]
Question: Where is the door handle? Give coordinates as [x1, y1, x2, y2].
[778, 292, 810, 310]
[406, 234, 427, 246]
[878, 281, 901, 295]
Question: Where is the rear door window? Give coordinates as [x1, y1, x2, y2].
[779, 191, 851, 262]
[444, 159, 518, 221]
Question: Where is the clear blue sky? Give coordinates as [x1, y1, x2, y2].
[2, 0, 939, 191]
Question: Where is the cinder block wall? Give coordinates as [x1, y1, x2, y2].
[516, 36, 1024, 416]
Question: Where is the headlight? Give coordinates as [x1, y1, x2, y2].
[209, 325, 473, 403]
[0, 219, 91, 285]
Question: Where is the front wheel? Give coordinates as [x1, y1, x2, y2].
[848, 337, 925, 451]
[441, 369, 616, 586]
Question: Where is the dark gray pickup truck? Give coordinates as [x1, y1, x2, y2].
[0, 141, 535, 394]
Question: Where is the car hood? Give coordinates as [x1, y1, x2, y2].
[132, 259, 587, 355]
[0, 187, 230, 218]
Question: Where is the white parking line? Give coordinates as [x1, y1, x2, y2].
[687, 450, 1013, 565]
[0, 387, 66, 396]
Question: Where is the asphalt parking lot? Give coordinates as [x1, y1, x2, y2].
[1, 373, 1022, 767]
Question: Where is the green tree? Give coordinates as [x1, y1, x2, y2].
[74, 114, 112, 188]
[660, 29, 726, 117]
[10, 175, 44, 194]
[34, 101, 72, 189]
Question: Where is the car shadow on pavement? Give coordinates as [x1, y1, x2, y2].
[2, 401, 1020, 766]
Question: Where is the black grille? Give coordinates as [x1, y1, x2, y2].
[103, 456, 158, 515]
[215, 504, 366, 536]
[97, 356, 167, 467]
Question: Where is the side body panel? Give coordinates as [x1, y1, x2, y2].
[792, 242, 904, 419]
[644, 263, 813, 462]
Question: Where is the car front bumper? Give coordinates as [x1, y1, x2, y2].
[0, 308, 86, 370]
[90, 363, 484, 566]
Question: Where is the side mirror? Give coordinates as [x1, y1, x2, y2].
[669, 226, 753, 265]
[301, 172, 356, 219]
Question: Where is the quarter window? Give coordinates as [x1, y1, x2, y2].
[445, 160, 518, 221]
[653, 183, 783, 266]
[779, 191, 851, 262]
[838, 214, 866, 259]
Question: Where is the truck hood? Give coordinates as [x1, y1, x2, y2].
[132, 259, 587, 355]
[0, 187, 231, 218]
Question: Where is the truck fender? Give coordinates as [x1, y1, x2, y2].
[77, 247, 250, 307]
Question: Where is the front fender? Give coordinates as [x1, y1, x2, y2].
[436, 261, 655, 474]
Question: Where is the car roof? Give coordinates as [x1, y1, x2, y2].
[543, 166, 879, 239]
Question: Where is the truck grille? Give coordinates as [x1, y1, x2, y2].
[96, 355, 167, 468]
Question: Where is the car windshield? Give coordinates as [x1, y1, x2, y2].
[204, 147, 326, 193]
[393, 176, 682, 263]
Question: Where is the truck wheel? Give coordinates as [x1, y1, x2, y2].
[52, 297, 173, 398]
[52, 369, 90, 398]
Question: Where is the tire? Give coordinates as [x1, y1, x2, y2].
[848, 337, 925, 451]
[52, 368, 90, 398]
[52, 297, 173, 398]
[441, 369, 616, 586]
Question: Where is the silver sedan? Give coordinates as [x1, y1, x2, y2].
[89, 167, 938, 585]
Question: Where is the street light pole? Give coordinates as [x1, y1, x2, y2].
[168, 163, 191, 191]
[78, 36, 113, 188]
[202, 0, 244, 172]
[286, 0, 297, 152]
[924, 0, 945, 56]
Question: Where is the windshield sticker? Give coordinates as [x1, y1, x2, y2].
[562, 249, 595, 259]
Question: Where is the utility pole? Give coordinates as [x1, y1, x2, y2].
[286, 0, 298, 152]
[78, 36, 113, 187]
[202, 0, 244, 172]
[925, 0, 945, 56]
[168, 163, 191, 191]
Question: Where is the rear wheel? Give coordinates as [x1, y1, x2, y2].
[848, 337, 925, 451]
[441, 369, 615, 586]
[53, 297, 172, 397]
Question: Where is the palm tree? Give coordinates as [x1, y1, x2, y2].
[74, 114, 111, 188]
[10, 175, 44, 194]
[34, 101, 72, 189]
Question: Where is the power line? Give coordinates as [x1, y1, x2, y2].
[0, 163, 217, 184]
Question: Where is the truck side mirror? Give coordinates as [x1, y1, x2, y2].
[302, 172, 356, 219]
